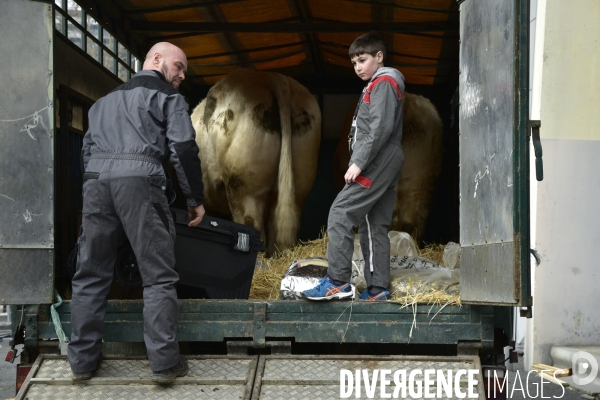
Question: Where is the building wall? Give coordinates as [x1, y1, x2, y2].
[527, 0, 600, 367]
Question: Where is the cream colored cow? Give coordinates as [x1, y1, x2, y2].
[191, 69, 321, 255]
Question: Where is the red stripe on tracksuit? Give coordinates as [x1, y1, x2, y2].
[363, 75, 402, 103]
[355, 175, 373, 188]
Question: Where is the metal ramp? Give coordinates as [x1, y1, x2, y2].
[17, 355, 257, 400]
[17, 354, 484, 399]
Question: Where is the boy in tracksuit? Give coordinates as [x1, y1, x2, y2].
[303, 33, 405, 301]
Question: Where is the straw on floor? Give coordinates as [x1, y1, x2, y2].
[249, 233, 461, 306]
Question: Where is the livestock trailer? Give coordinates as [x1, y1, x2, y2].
[0, 0, 540, 398]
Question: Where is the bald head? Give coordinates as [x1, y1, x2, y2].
[143, 42, 188, 89]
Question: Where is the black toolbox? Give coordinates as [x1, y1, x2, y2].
[170, 208, 265, 299]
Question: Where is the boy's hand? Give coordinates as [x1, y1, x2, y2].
[345, 163, 363, 184]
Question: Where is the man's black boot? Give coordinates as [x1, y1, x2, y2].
[152, 355, 189, 384]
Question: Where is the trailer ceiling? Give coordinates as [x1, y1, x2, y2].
[78, 0, 459, 88]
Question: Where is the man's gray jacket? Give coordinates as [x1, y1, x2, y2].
[82, 69, 204, 206]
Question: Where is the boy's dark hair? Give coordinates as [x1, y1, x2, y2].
[348, 33, 386, 60]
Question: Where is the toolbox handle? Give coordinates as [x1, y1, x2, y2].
[171, 208, 266, 252]
[232, 229, 266, 253]
[233, 230, 251, 253]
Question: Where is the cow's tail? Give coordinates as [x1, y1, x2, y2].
[272, 75, 297, 250]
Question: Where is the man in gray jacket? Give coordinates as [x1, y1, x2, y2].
[303, 33, 404, 301]
[68, 42, 204, 384]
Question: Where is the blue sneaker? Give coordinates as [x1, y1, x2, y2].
[301, 275, 355, 301]
[359, 288, 391, 301]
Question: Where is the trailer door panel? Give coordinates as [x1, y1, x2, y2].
[459, 0, 531, 306]
[0, 0, 55, 305]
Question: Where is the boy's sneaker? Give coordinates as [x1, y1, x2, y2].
[301, 275, 355, 301]
[359, 288, 391, 301]
[152, 355, 189, 384]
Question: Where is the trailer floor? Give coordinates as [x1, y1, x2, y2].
[17, 354, 488, 399]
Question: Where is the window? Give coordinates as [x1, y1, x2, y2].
[54, 0, 137, 82]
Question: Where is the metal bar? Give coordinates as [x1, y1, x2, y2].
[98, 25, 104, 65]
[192, 3, 253, 83]
[295, 0, 324, 77]
[39, 354, 255, 360]
[188, 48, 305, 68]
[57, 86, 70, 274]
[145, 17, 301, 43]
[60, 0, 67, 36]
[130, 20, 458, 33]
[250, 354, 267, 400]
[42, 300, 485, 346]
[147, 31, 213, 43]
[185, 72, 233, 80]
[514, 0, 532, 306]
[244, 355, 260, 399]
[126, 51, 132, 81]
[344, 0, 459, 14]
[81, 9, 87, 53]
[321, 40, 454, 61]
[187, 41, 305, 60]
[29, 377, 247, 385]
[264, 354, 482, 362]
[371, 0, 394, 76]
[321, 48, 450, 68]
[112, 33, 118, 75]
[124, 0, 247, 15]
[253, 303, 266, 348]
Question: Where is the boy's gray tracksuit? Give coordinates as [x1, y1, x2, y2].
[68, 70, 204, 373]
[327, 67, 405, 289]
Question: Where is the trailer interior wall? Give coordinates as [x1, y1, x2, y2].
[52, 35, 122, 288]
[49, 9, 461, 300]
[54, 35, 121, 104]
[527, 0, 600, 368]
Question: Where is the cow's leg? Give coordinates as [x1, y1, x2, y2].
[229, 193, 267, 249]
[392, 178, 426, 243]
[266, 195, 280, 256]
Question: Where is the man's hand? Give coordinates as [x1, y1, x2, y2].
[188, 205, 205, 227]
[344, 163, 363, 184]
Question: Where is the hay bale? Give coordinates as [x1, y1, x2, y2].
[390, 241, 461, 306]
[418, 243, 446, 265]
